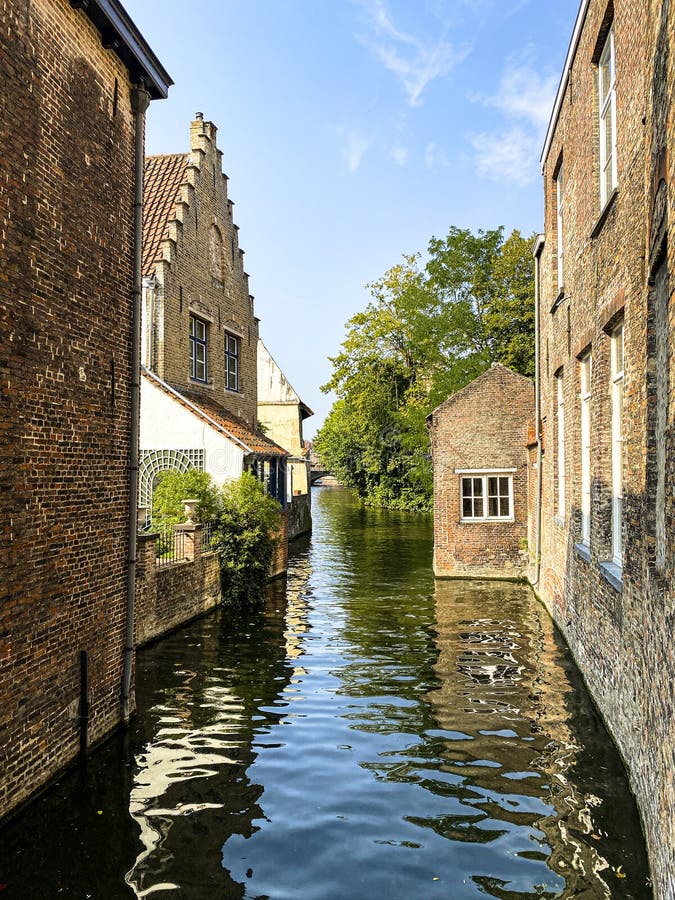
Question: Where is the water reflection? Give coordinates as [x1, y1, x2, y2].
[0, 489, 651, 899]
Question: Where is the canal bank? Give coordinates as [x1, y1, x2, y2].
[0, 488, 651, 898]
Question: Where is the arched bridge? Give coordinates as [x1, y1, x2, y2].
[310, 468, 331, 485]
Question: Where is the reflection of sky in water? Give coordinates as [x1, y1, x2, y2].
[0, 489, 647, 898]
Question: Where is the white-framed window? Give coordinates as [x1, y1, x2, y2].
[556, 372, 565, 518]
[579, 352, 592, 546]
[224, 331, 240, 392]
[189, 314, 208, 382]
[459, 471, 514, 522]
[598, 25, 617, 208]
[611, 322, 624, 566]
[556, 163, 564, 291]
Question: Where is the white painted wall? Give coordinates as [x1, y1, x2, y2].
[140, 376, 244, 487]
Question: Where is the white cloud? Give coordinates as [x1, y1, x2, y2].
[424, 141, 449, 170]
[391, 145, 408, 166]
[356, 0, 471, 107]
[485, 59, 558, 130]
[341, 130, 373, 173]
[469, 126, 538, 185]
[468, 55, 558, 185]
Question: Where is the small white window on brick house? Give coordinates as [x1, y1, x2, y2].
[459, 472, 514, 522]
[611, 322, 624, 566]
[224, 331, 240, 392]
[556, 371, 566, 519]
[556, 163, 564, 292]
[598, 25, 617, 208]
[579, 351, 592, 546]
[189, 314, 208, 383]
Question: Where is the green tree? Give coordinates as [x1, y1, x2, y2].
[316, 227, 535, 510]
[211, 472, 283, 606]
[152, 469, 222, 528]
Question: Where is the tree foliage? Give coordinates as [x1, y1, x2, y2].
[316, 226, 535, 510]
[152, 469, 222, 529]
[211, 471, 283, 606]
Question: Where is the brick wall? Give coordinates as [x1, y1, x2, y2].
[135, 531, 221, 647]
[150, 119, 259, 428]
[0, 0, 137, 819]
[430, 364, 534, 579]
[536, 2, 675, 894]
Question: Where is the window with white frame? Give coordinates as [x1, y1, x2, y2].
[460, 472, 513, 521]
[579, 352, 592, 545]
[189, 314, 208, 382]
[556, 372, 565, 518]
[224, 331, 240, 391]
[556, 163, 564, 291]
[611, 322, 624, 566]
[598, 25, 617, 208]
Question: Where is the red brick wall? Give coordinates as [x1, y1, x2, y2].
[0, 0, 136, 818]
[537, 2, 675, 893]
[430, 364, 534, 578]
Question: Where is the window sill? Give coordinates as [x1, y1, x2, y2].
[459, 518, 515, 525]
[574, 542, 591, 563]
[590, 188, 618, 239]
[190, 377, 213, 388]
[225, 386, 241, 395]
[550, 289, 565, 313]
[598, 559, 623, 593]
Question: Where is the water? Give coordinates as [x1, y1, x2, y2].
[0, 488, 651, 899]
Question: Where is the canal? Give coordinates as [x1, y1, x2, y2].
[0, 488, 651, 898]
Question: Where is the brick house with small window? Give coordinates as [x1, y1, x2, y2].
[0, 0, 170, 819]
[139, 117, 288, 517]
[533, 0, 675, 893]
[428, 363, 533, 579]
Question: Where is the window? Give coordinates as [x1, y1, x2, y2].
[460, 473, 513, 521]
[556, 164, 564, 291]
[579, 352, 592, 545]
[189, 315, 208, 382]
[598, 26, 617, 207]
[611, 322, 624, 565]
[556, 372, 565, 518]
[224, 332, 240, 391]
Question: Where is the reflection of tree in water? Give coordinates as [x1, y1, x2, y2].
[426, 579, 650, 899]
[125, 569, 312, 899]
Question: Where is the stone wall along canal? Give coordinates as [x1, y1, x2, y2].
[0, 487, 651, 898]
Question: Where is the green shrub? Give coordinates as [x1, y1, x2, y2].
[151, 469, 222, 529]
[211, 471, 283, 606]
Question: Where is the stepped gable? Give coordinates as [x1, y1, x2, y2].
[142, 153, 188, 276]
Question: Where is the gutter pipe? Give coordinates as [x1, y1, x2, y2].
[532, 235, 545, 586]
[123, 82, 151, 723]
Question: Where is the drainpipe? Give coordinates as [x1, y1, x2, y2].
[123, 81, 151, 724]
[532, 235, 545, 586]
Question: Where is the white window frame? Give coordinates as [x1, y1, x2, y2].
[458, 471, 515, 523]
[556, 372, 565, 519]
[579, 352, 592, 546]
[611, 323, 624, 566]
[556, 164, 564, 292]
[598, 26, 617, 208]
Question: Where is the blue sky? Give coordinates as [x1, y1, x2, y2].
[125, 0, 580, 436]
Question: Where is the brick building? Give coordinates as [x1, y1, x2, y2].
[139, 117, 288, 514]
[0, 0, 170, 819]
[429, 363, 533, 579]
[533, 1, 675, 894]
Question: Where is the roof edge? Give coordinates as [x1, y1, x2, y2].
[72, 0, 173, 99]
[540, 0, 590, 169]
[431, 363, 533, 417]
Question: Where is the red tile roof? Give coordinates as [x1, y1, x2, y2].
[143, 368, 288, 458]
[143, 154, 188, 276]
